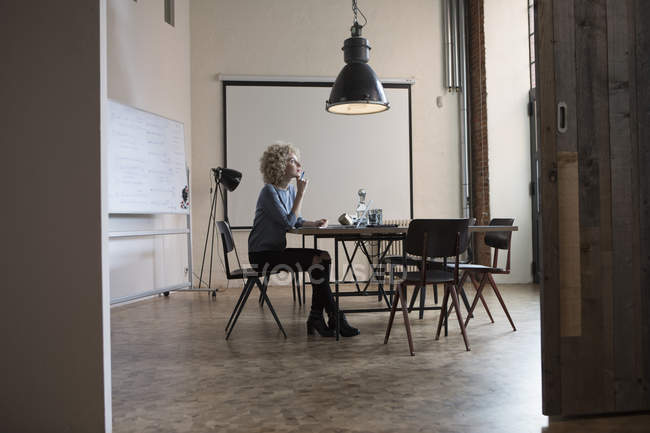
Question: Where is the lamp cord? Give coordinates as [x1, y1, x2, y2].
[351, 0, 367, 27]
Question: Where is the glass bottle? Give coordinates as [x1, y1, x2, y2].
[356, 189, 367, 222]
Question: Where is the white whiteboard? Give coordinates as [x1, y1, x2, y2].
[107, 100, 188, 214]
[225, 84, 412, 228]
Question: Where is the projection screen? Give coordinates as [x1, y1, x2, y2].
[224, 81, 412, 229]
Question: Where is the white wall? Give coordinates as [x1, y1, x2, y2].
[107, 0, 192, 301]
[190, 0, 463, 288]
[484, 0, 533, 283]
[1, 1, 109, 431]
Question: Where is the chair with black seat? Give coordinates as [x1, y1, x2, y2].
[216, 221, 287, 340]
[446, 218, 516, 331]
[380, 222, 442, 314]
[382, 219, 476, 319]
[382, 251, 437, 304]
[384, 219, 471, 355]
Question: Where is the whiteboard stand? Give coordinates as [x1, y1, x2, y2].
[108, 225, 195, 305]
[109, 169, 212, 305]
[107, 101, 212, 304]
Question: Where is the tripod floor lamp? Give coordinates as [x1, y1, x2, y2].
[198, 167, 242, 296]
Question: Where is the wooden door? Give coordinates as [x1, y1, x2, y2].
[536, 0, 650, 416]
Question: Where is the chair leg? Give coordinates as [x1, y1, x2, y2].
[458, 284, 472, 316]
[444, 301, 449, 337]
[408, 285, 420, 313]
[225, 278, 252, 332]
[418, 284, 426, 319]
[377, 262, 383, 302]
[449, 284, 470, 351]
[447, 272, 469, 318]
[259, 276, 287, 338]
[479, 291, 495, 323]
[296, 272, 302, 306]
[257, 277, 266, 306]
[435, 284, 450, 340]
[458, 271, 473, 317]
[292, 271, 302, 306]
[388, 264, 395, 305]
[468, 272, 490, 320]
[399, 284, 415, 356]
[433, 284, 438, 304]
[384, 282, 401, 344]
[488, 274, 517, 331]
[377, 280, 392, 309]
[225, 278, 256, 340]
[260, 274, 270, 300]
[465, 274, 489, 328]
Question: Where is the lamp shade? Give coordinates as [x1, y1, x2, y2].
[213, 167, 242, 192]
[326, 34, 389, 115]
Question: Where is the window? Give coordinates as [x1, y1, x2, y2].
[528, 0, 536, 88]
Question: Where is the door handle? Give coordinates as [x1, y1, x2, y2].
[557, 102, 568, 133]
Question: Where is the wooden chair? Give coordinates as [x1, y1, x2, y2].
[216, 221, 286, 340]
[382, 254, 439, 306]
[402, 217, 478, 319]
[447, 218, 516, 331]
[384, 219, 471, 355]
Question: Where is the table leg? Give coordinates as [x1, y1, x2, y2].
[335, 238, 340, 341]
[357, 241, 375, 292]
[302, 235, 306, 297]
[341, 241, 361, 282]
[375, 239, 395, 307]
[342, 241, 363, 293]
[377, 239, 382, 301]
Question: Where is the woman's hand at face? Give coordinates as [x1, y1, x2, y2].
[296, 177, 308, 196]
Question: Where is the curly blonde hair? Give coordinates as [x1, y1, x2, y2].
[260, 142, 300, 185]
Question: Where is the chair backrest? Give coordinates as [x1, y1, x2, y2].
[483, 218, 514, 272]
[216, 221, 241, 279]
[216, 221, 235, 253]
[405, 219, 470, 258]
[484, 218, 515, 250]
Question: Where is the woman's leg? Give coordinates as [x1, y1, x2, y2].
[305, 250, 335, 314]
[249, 248, 357, 336]
[283, 249, 358, 336]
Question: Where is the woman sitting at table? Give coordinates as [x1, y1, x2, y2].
[248, 142, 360, 337]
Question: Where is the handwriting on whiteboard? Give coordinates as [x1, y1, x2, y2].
[108, 100, 188, 214]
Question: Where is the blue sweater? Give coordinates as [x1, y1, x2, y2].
[248, 184, 304, 252]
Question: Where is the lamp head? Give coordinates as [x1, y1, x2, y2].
[212, 167, 242, 192]
[326, 1, 389, 115]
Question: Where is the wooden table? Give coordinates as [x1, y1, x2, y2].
[289, 224, 518, 339]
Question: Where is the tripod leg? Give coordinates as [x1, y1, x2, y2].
[208, 201, 218, 290]
[199, 187, 218, 288]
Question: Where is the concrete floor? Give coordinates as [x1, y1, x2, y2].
[111, 283, 650, 433]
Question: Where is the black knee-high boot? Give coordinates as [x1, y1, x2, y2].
[307, 310, 334, 337]
[328, 311, 360, 337]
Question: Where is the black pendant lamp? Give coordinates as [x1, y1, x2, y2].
[326, 0, 389, 115]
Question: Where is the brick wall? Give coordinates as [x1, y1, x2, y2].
[468, 0, 491, 266]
